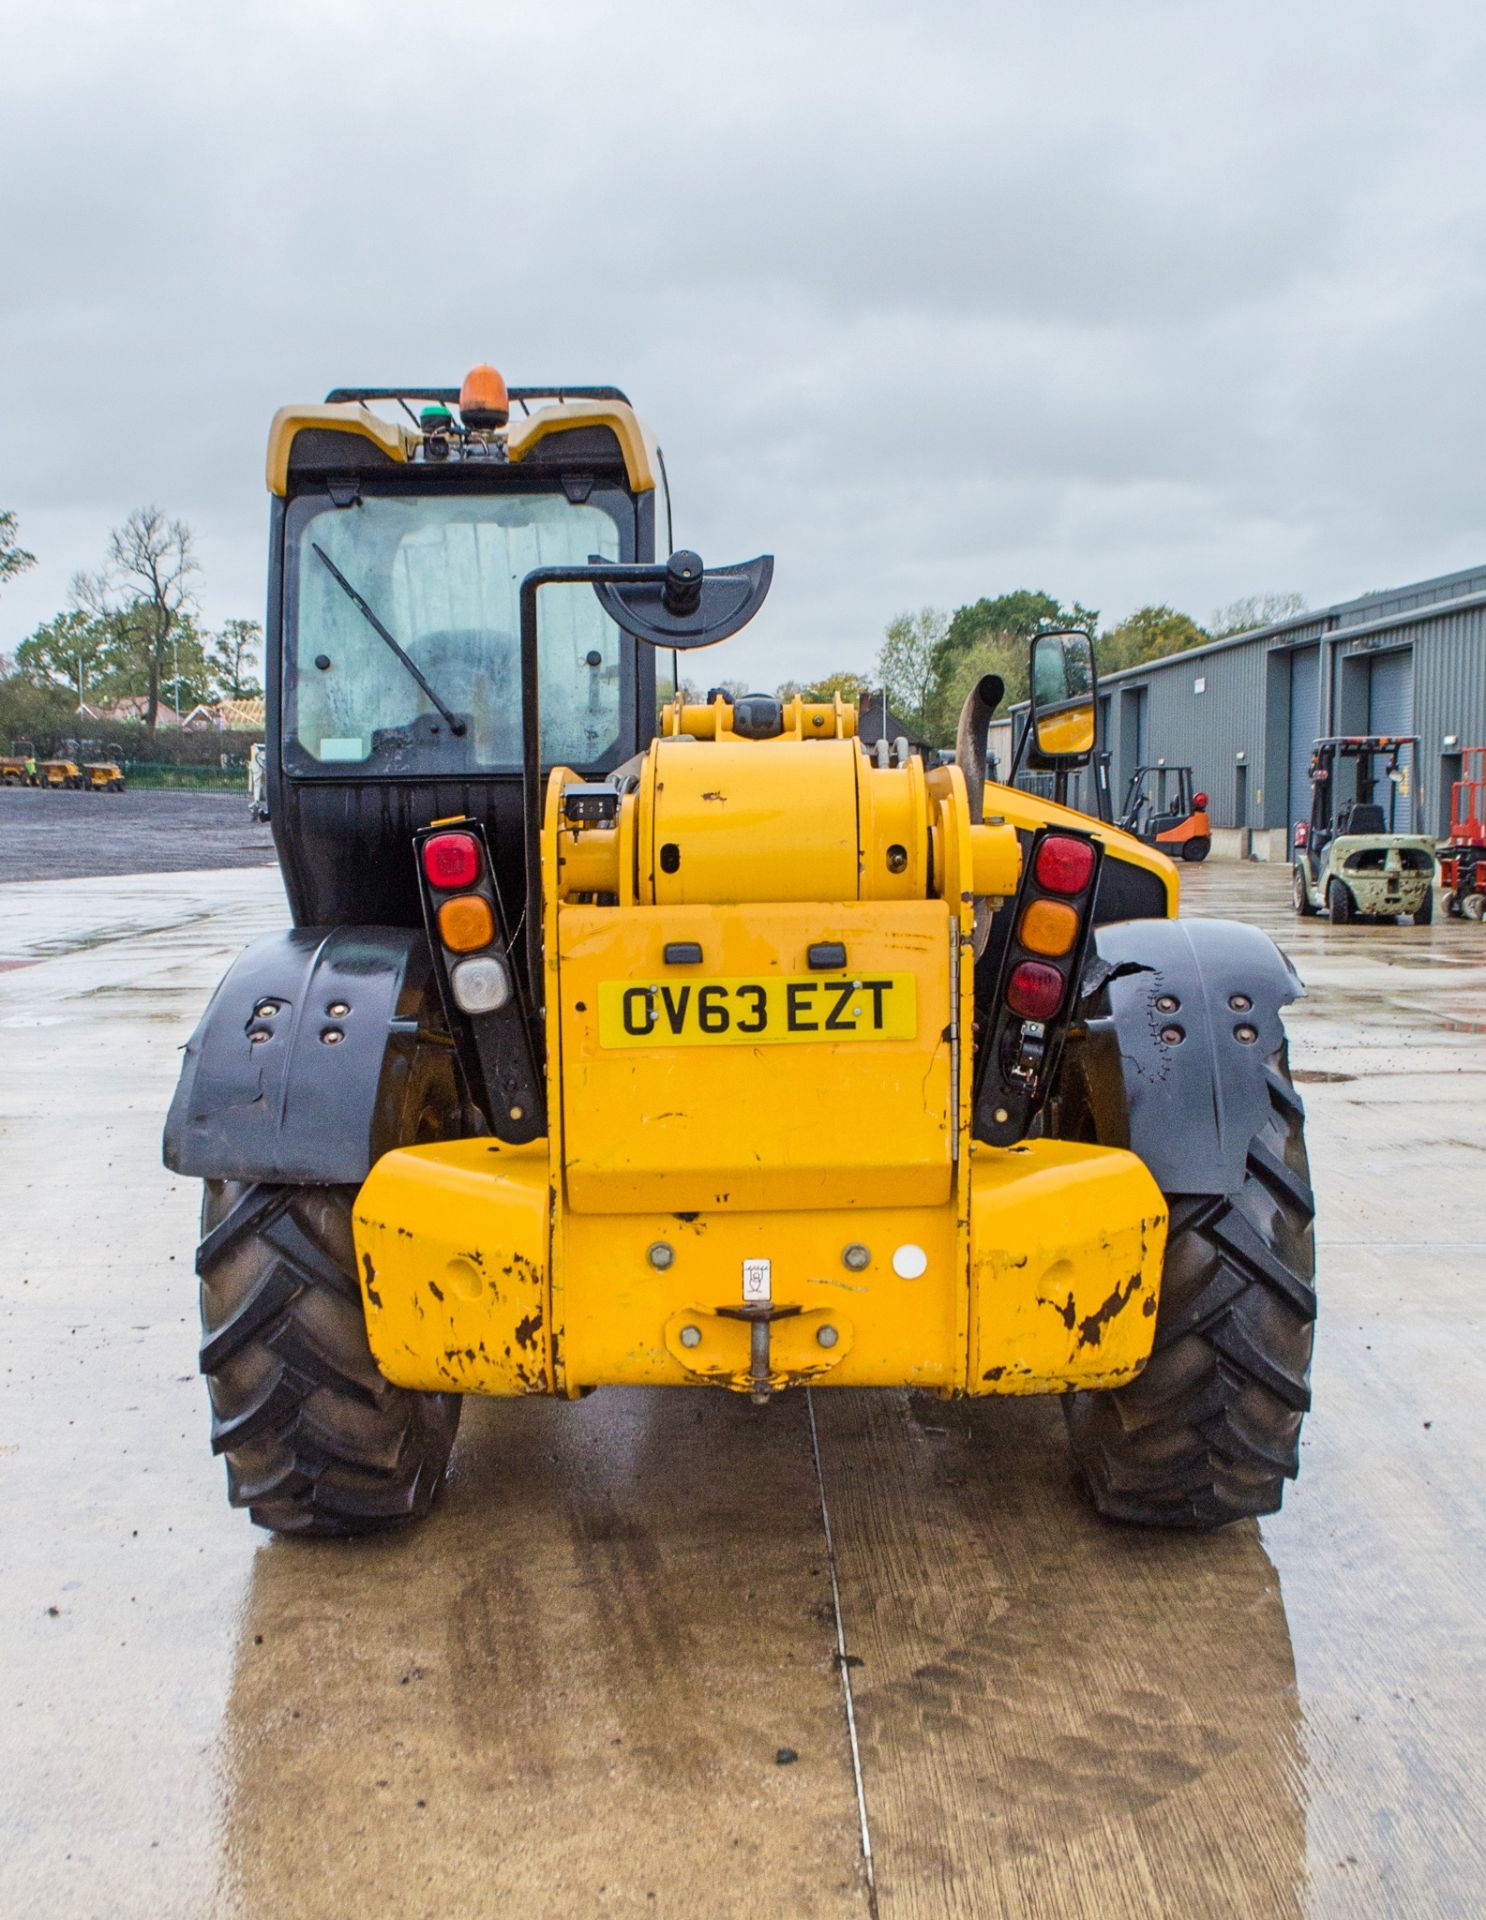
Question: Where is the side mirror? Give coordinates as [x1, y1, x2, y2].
[1028, 629, 1097, 765]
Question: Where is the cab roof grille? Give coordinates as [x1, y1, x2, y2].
[323, 384, 632, 413]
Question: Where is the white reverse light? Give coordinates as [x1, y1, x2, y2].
[450, 954, 511, 1014]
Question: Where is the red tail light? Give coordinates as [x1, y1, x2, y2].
[422, 831, 481, 890]
[1034, 834, 1096, 895]
[1294, 822, 1308, 847]
[1192, 791, 1209, 810]
[1007, 961, 1065, 1020]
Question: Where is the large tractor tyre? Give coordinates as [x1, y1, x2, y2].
[1181, 836, 1211, 863]
[1291, 864, 1318, 916]
[198, 1180, 462, 1537]
[1061, 1044, 1316, 1529]
[1327, 878, 1354, 924]
[1412, 889, 1434, 926]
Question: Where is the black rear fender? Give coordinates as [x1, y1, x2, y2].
[163, 927, 460, 1185]
[1070, 917, 1305, 1198]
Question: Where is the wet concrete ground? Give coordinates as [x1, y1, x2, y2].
[0, 788, 274, 884]
[2, 860, 1483, 1917]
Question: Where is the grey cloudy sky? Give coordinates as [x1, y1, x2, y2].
[2, 0, 1484, 690]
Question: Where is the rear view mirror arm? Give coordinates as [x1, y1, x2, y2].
[517, 550, 773, 1003]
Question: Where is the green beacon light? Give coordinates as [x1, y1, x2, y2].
[420, 402, 454, 461]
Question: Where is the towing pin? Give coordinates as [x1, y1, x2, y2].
[750, 1319, 771, 1404]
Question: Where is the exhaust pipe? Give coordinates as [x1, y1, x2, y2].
[955, 674, 1004, 956]
[955, 674, 1004, 825]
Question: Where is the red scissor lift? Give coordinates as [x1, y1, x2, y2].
[1441, 748, 1486, 920]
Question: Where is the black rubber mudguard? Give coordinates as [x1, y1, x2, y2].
[1076, 918, 1305, 1198]
[163, 927, 447, 1185]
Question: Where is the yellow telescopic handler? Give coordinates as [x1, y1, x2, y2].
[165, 367, 1315, 1537]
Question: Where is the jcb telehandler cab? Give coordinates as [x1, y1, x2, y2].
[165, 367, 1315, 1537]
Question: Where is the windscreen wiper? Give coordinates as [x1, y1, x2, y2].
[311, 542, 466, 737]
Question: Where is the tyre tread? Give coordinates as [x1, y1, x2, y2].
[1066, 1043, 1316, 1530]
[198, 1181, 459, 1536]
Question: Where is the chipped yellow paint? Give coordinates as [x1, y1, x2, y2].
[353, 1138, 552, 1395]
[969, 1141, 1168, 1393]
[659, 1304, 855, 1390]
[561, 1202, 959, 1390]
[350, 1140, 1164, 1397]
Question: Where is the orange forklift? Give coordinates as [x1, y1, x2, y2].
[1118, 763, 1212, 862]
[1440, 747, 1486, 919]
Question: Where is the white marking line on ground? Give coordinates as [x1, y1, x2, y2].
[806, 1387, 877, 1915]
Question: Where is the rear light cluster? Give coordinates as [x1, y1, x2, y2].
[1006, 959, 1064, 1020]
[419, 828, 512, 1014]
[975, 825, 1104, 1147]
[413, 816, 543, 1143]
[1003, 832, 1098, 1025]
[423, 830, 480, 891]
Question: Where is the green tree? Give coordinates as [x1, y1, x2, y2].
[154, 613, 213, 714]
[1100, 605, 1209, 673]
[941, 590, 1098, 663]
[935, 632, 1031, 736]
[0, 663, 74, 754]
[72, 507, 198, 730]
[0, 510, 36, 590]
[929, 589, 1098, 740]
[16, 605, 212, 714]
[14, 610, 115, 704]
[874, 608, 948, 740]
[207, 618, 263, 700]
[776, 669, 871, 705]
[1209, 592, 1306, 638]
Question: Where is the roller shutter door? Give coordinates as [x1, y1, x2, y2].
[1368, 649, 1414, 830]
[1288, 647, 1320, 826]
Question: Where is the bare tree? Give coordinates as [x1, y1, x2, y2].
[1210, 592, 1307, 639]
[0, 510, 36, 590]
[73, 508, 198, 729]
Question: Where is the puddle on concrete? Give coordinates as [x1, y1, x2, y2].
[74, 983, 198, 999]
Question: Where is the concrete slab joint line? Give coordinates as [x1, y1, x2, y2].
[808, 1387, 878, 1915]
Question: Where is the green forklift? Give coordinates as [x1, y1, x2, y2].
[1292, 735, 1435, 924]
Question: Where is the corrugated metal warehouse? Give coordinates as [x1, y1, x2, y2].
[998, 563, 1486, 858]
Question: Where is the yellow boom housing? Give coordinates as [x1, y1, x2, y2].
[354, 702, 1169, 1402]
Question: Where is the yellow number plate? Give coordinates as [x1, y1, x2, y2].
[596, 973, 918, 1048]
